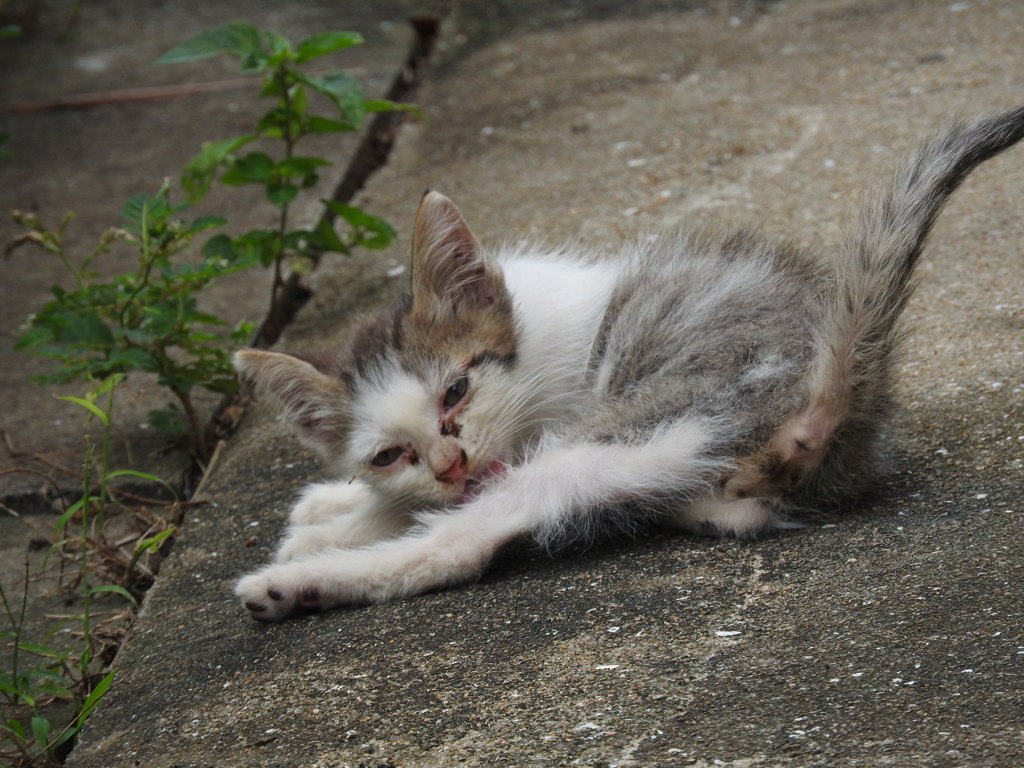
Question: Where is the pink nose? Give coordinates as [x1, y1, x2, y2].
[435, 449, 469, 484]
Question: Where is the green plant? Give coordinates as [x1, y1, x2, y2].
[157, 22, 412, 342]
[0, 567, 116, 768]
[0, 381, 137, 766]
[1, 378, 179, 766]
[1, 559, 78, 766]
[7, 183, 255, 461]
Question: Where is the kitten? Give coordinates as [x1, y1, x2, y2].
[234, 105, 1024, 621]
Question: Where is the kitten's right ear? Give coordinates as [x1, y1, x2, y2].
[234, 349, 349, 454]
[411, 191, 498, 314]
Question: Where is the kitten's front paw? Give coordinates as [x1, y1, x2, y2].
[235, 566, 328, 621]
[290, 481, 371, 526]
[275, 526, 329, 562]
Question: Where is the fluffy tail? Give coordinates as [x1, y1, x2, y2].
[828, 103, 1024, 390]
[820, 104, 1024, 486]
[728, 105, 1024, 507]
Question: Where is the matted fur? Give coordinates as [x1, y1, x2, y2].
[234, 105, 1024, 620]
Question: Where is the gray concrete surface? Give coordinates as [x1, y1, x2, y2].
[5, 0, 1023, 766]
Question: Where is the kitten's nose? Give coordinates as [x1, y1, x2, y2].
[435, 449, 469, 484]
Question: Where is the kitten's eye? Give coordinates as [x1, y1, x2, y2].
[443, 375, 469, 409]
[370, 446, 404, 467]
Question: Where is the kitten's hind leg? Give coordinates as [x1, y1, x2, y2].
[236, 417, 730, 620]
[723, 396, 842, 500]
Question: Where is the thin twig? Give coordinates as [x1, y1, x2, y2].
[191, 439, 225, 501]
[0, 466, 70, 509]
[2, 431, 81, 479]
[8, 78, 257, 113]
[107, 486, 202, 508]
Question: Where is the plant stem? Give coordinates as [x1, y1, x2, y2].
[173, 387, 208, 463]
[94, 381, 116, 537]
[264, 66, 297, 343]
[51, 239, 85, 293]
[78, 418, 95, 688]
[0, 559, 31, 706]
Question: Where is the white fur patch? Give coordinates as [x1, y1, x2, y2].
[667, 496, 775, 537]
[500, 252, 619, 381]
[349, 364, 437, 464]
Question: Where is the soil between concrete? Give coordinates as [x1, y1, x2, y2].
[17, 0, 1024, 766]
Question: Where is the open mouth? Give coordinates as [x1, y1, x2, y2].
[457, 460, 509, 504]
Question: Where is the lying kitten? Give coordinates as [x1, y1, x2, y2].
[235, 105, 1024, 621]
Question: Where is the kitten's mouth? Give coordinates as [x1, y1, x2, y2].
[458, 460, 508, 504]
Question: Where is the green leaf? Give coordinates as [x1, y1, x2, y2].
[33, 676, 74, 700]
[105, 469, 178, 500]
[265, 183, 299, 208]
[55, 497, 87, 536]
[295, 70, 365, 128]
[185, 214, 227, 236]
[0, 25, 22, 40]
[107, 347, 157, 371]
[136, 527, 176, 555]
[57, 396, 109, 425]
[89, 584, 137, 604]
[231, 229, 281, 267]
[0, 678, 21, 699]
[255, 105, 301, 139]
[83, 671, 115, 715]
[54, 670, 115, 748]
[61, 313, 115, 347]
[294, 30, 363, 63]
[230, 321, 255, 344]
[306, 115, 357, 134]
[182, 134, 257, 203]
[275, 156, 331, 178]
[323, 200, 396, 250]
[155, 22, 264, 66]
[220, 151, 275, 185]
[120, 186, 178, 237]
[5, 716, 26, 739]
[15, 641, 67, 659]
[260, 29, 293, 62]
[16, 322, 56, 352]
[30, 716, 52, 748]
[311, 218, 348, 254]
[201, 233, 235, 263]
[90, 372, 125, 399]
[364, 99, 425, 119]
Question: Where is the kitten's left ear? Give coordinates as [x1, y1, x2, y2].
[411, 191, 499, 312]
[234, 349, 349, 455]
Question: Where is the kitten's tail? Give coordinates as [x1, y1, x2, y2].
[741, 105, 1024, 504]
[830, 103, 1024, 385]
[820, 104, 1024, 407]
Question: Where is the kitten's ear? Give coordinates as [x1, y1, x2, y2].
[234, 349, 349, 455]
[411, 191, 498, 312]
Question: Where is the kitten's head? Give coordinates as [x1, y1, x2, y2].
[235, 192, 522, 507]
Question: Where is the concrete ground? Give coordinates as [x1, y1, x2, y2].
[2, 0, 1021, 766]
